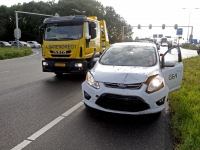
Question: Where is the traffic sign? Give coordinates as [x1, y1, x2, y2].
[153, 34, 157, 38]
[158, 34, 163, 38]
[14, 28, 21, 39]
[176, 28, 183, 35]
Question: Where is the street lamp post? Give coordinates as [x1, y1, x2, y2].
[122, 26, 133, 42]
[15, 11, 55, 49]
[122, 26, 126, 42]
[182, 8, 199, 43]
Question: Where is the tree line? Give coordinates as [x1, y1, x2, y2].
[0, 0, 133, 44]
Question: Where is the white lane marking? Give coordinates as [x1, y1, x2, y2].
[62, 101, 84, 117]
[11, 140, 32, 150]
[11, 101, 84, 149]
[0, 71, 9, 73]
[30, 51, 39, 56]
[27, 116, 65, 141]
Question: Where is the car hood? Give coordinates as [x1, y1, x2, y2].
[91, 63, 159, 84]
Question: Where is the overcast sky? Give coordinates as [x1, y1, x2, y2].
[1, 0, 200, 41]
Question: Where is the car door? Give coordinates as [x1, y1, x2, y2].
[161, 46, 183, 93]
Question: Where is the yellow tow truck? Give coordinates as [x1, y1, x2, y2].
[39, 15, 109, 75]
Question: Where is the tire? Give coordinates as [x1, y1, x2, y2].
[55, 73, 63, 77]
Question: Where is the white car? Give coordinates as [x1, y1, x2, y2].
[20, 41, 31, 47]
[82, 42, 183, 115]
[0, 41, 11, 47]
[8, 41, 30, 47]
[161, 42, 168, 47]
[27, 41, 41, 48]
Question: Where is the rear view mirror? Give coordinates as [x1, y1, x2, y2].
[93, 58, 99, 63]
[164, 61, 175, 67]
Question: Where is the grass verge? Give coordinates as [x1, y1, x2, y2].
[169, 56, 200, 150]
[0, 47, 32, 60]
[181, 43, 198, 50]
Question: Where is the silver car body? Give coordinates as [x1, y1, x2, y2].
[82, 42, 183, 115]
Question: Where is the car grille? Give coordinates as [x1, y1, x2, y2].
[96, 94, 150, 112]
[104, 82, 142, 90]
[51, 54, 71, 57]
[50, 50, 71, 57]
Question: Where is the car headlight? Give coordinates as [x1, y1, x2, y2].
[86, 72, 100, 89]
[146, 75, 164, 93]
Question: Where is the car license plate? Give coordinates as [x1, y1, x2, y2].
[55, 63, 66, 67]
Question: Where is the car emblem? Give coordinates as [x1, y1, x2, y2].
[117, 83, 126, 88]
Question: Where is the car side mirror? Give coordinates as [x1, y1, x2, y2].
[164, 61, 175, 67]
[93, 57, 99, 63]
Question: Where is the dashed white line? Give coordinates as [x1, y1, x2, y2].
[62, 101, 84, 117]
[30, 51, 39, 56]
[27, 116, 65, 141]
[0, 71, 9, 73]
[11, 101, 84, 150]
[11, 140, 32, 150]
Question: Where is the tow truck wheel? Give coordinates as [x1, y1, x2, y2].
[55, 73, 63, 76]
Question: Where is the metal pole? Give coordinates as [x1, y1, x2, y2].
[15, 12, 19, 49]
[187, 9, 191, 43]
[190, 26, 193, 41]
[14, 11, 55, 49]
[15, 11, 54, 17]
[122, 26, 125, 42]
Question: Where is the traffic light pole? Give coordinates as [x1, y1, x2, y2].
[15, 12, 19, 49]
[14, 11, 54, 49]
[122, 25, 193, 42]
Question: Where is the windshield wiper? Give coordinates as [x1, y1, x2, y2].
[60, 37, 75, 40]
[47, 37, 59, 40]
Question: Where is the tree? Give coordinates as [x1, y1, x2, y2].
[0, 0, 133, 43]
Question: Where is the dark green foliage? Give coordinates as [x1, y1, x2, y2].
[0, 0, 133, 43]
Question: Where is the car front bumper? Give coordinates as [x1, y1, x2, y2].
[42, 60, 88, 74]
[82, 81, 169, 115]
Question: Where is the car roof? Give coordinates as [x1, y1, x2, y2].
[112, 42, 157, 47]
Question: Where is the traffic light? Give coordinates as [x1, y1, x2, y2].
[149, 24, 152, 29]
[138, 24, 141, 29]
[162, 24, 165, 29]
[174, 24, 178, 30]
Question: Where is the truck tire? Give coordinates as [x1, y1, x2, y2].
[55, 73, 63, 76]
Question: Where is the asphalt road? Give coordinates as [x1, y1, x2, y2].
[0, 48, 197, 150]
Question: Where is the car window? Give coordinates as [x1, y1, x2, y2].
[164, 47, 179, 63]
[99, 45, 157, 67]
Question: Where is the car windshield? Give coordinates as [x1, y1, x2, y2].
[44, 23, 83, 41]
[99, 45, 157, 67]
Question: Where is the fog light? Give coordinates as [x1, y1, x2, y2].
[75, 63, 83, 67]
[84, 91, 91, 100]
[79, 67, 84, 70]
[156, 97, 165, 106]
[43, 62, 48, 66]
